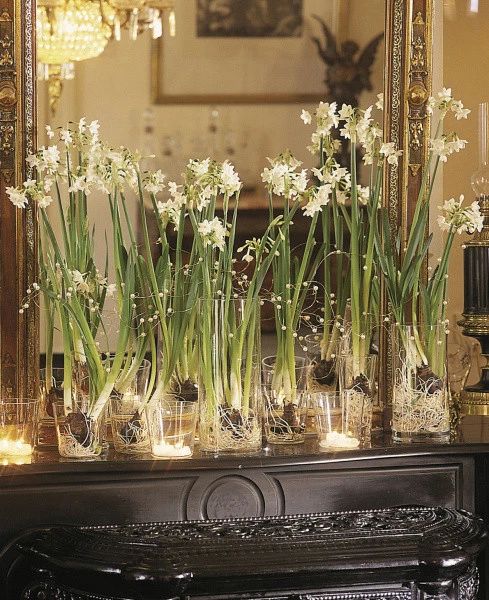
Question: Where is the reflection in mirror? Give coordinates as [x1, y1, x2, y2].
[436, 1, 489, 417]
[32, 0, 385, 455]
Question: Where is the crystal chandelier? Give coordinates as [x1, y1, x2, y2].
[37, 0, 176, 113]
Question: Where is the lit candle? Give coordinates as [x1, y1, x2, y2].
[152, 441, 192, 458]
[319, 431, 360, 450]
[0, 439, 32, 457]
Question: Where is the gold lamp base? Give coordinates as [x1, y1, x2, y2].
[460, 388, 489, 416]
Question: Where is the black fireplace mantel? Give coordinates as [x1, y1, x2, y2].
[1, 416, 489, 597]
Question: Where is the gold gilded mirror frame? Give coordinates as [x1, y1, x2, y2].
[0, 0, 37, 399]
[2, 0, 432, 404]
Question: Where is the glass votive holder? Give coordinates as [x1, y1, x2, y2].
[146, 396, 198, 459]
[0, 399, 39, 458]
[312, 391, 357, 450]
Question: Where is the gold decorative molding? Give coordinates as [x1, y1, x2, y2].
[405, 1, 432, 232]
[0, 0, 38, 399]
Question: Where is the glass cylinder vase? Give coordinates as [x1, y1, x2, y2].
[0, 399, 39, 460]
[392, 323, 450, 443]
[55, 376, 106, 459]
[109, 359, 152, 454]
[198, 298, 262, 453]
[338, 353, 376, 447]
[262, 355, 308, 444]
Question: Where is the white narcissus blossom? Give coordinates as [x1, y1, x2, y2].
[144, 169, 166, 195]
[71, 270, 91, 295]
[238, 237, 262, 264]
[6, 187, 28, 208]
[78, 117, 87, 133]
[188, 158, 210, 179]
[426, 88, 470, 120]
[380, 142, 403, 165]
[261, 154, 308, 199]
[38, 195, 53, 209]
[357, 185, 370, 206]
[339, 104, 355, 121]
[375, 93, 384, 110]
[88, 120, 100, 137]
[219, 160, 241, 196]
[301, 109, 312, 125]
[198, 217, 227, 251]
[430, 134, 467, 162]
[60, 129, 73, 146]
[437, 195, 484, 234]
[303, 184, 332, 217]
[45, 125, 54, 139]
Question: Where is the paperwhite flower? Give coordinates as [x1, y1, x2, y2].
[451, 100, 470, 120]
[380, 142, 403, 165]
[88, 120, 100, 137]
[188, 158, 210, 179]
[78, 117, 87, 134]
[375, 93, 384, 110]
[219, 160, 241, 196]
[303, 184, 332, 217]
[238, 237, 262, 263]
[71, 270, 91, 295]
[144, 169, 166, 195]
[301, 109, 312, 125]
[38, 195, 53, 209]
[198, 217, 227, 251]
[23, 179, 37, 189]
[357, 185, 370, 206]
[45, 125, 54, 139]
[339, 104, 355, 121]
[261, 154, 308, 199]
[6, 187, 28, 208]
[430, 134, 467, 162]
[437, 195, 484, 234]
[60, 129, 73, 146]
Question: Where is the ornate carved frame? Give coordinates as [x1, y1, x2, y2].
[1, 0, 433, 403]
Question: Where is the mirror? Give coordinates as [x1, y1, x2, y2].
[35, 0, 385, 353]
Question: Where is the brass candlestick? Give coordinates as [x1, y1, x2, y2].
[459, 102, 489, 415]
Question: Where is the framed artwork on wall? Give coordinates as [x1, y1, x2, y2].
[151, 0, 350, 104]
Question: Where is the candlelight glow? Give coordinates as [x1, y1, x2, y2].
[152, 441, 192, 458]
[0, 439, 33, 457]
[319, 431, 360, 450]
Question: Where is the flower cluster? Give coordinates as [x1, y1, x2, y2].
[198, 217, 227, 251]
[261, 152, 308, 199]
[427, 87, 470, 120]
[430, 133, 467, 162]
[437, 195, 484, 235]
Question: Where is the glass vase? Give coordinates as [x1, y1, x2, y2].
[147, 395, 198, 459]
[313, 391, 367, 450]
[198, 298, 262, 453]
[338, 353, 376, 447]
[38, 367, 66, 447]
[262, 356, 308, 444]
[392, 323, 450, 443]
[55, 377, 106, 459]
[109, 360, 152, 454]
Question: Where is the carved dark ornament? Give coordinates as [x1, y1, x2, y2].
[10, 507, 486, 600]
